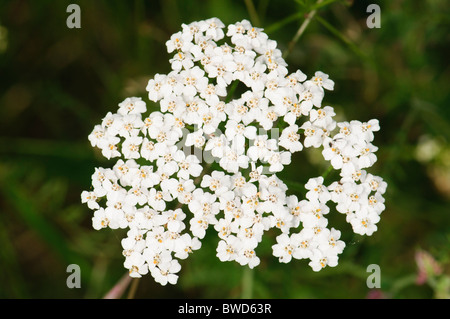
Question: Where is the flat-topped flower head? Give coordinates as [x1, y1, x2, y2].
[82, 17, 387, 285]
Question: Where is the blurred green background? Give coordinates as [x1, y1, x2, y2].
[0, 0, 449, 299]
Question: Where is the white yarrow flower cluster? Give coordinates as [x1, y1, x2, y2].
[82, 18, 387, 285]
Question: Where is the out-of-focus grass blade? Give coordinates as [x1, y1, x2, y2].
[244, 0, 261, 27]
[264, 12, 303, 34]
[0, 177, 91, 281]
[412, 98, 450, 140]
[315, 14, 368, 61]
[309, 0, 341, 11]
[294, 0, 307, 8]
[0, 214, 29, 298]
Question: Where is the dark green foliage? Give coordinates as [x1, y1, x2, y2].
[0, 0, 448, 299]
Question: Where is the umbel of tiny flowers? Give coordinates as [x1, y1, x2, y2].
[82, 17, 387, 285]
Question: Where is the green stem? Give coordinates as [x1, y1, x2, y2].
[244, 0, 261, 27]
[241, 266, 254, 299]
[127, 278, 140, 299]
[284, 0, 324, 59]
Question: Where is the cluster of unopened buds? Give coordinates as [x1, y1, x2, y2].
[82, 18, 387, 285]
